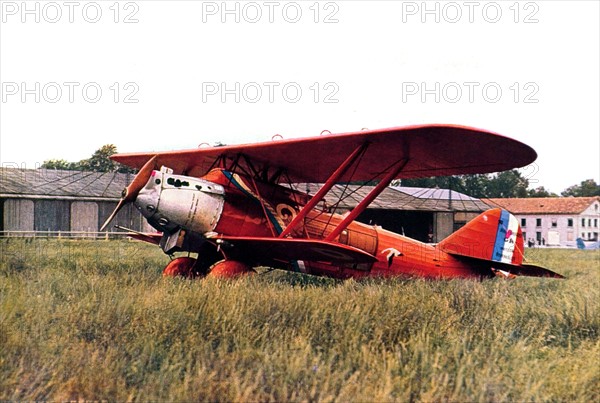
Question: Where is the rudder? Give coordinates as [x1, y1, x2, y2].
[438, 208, 524, 265]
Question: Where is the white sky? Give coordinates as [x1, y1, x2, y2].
[1, 0, 598, 194]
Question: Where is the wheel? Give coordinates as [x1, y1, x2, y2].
[162, 257, 198, 278]
[207, 260, 256, 278]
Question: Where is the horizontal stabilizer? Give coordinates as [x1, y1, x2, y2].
[516, 263, 565, 279]
[206, 235, 377, 265]
[449, 253, 563, 279]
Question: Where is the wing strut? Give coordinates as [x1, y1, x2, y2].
[278, 142, 369, 238]
[325, 158, 410, 242]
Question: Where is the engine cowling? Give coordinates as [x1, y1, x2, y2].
[134, 167, 225, 235]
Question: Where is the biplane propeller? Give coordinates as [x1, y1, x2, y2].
[100, 156, 157, 232]
[102, 124, 564, 280]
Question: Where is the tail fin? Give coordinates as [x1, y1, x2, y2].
[439, 208, 564, 279]
[439, 208, 524, 264]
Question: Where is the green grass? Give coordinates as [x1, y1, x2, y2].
[1, 239, 598, 401]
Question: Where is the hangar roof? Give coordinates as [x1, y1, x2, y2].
[485, 197, 600, 215]
[0, 168, 131, 201]
[297, 183, 489, 212]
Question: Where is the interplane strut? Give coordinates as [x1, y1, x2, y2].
[324, 158, 410, 242]
[278, 143, 370, 238]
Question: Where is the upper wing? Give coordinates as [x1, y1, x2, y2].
[111, 124, 537, 183]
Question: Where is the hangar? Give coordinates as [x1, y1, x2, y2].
[0, 167, 151, 237]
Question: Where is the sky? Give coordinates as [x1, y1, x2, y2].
[1, 0, 599, 194]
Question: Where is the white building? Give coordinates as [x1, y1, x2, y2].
[486, 197, 600, 247]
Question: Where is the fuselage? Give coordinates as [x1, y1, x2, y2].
[134, 167, 490, 280]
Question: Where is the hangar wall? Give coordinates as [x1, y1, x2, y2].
[3, 199, 34, 234]
[0, 168, 151, 237]
[1, 197, 150, 237]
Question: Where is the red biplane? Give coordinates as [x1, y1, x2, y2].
[101, 124, 563, 280]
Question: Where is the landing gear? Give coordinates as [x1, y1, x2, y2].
[162, 242, 224, 278]
[207, 260, 256, 278]
[162, 258, 256, 279]
[163, 257, 199, 278]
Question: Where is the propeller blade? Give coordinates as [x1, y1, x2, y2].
[123, 155, 157, 202]
[100, 156, 157, 231]
[100, 198, 126, 231]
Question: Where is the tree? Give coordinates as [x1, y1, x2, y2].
[396, 171, 600, 199]
[39, 144, 134, 173]
[399, 170, 534, 198]
[528, 186, 558, 197]
[400, 171, 531, 198]
[40, 159, 80, 170]
[79, 144, 118, 172]
[561, 179, 600, 197]
[400, 176, 454, 189]
[459, 174, 491, 198]
[485, 170, 529, 198]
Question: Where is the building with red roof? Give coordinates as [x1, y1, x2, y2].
[485, 197, 600, 247]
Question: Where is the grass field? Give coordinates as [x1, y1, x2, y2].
[1, 239, 598, 401]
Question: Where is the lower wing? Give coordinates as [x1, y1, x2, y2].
[206, 235, 377, 266]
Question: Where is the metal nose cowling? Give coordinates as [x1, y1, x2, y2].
[134, 167, 226, 235]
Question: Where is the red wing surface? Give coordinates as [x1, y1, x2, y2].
[209, 236, 377, 265]
[111, 124, 537, 183]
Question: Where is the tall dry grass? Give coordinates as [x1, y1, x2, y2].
[1, 239, 598, 401]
